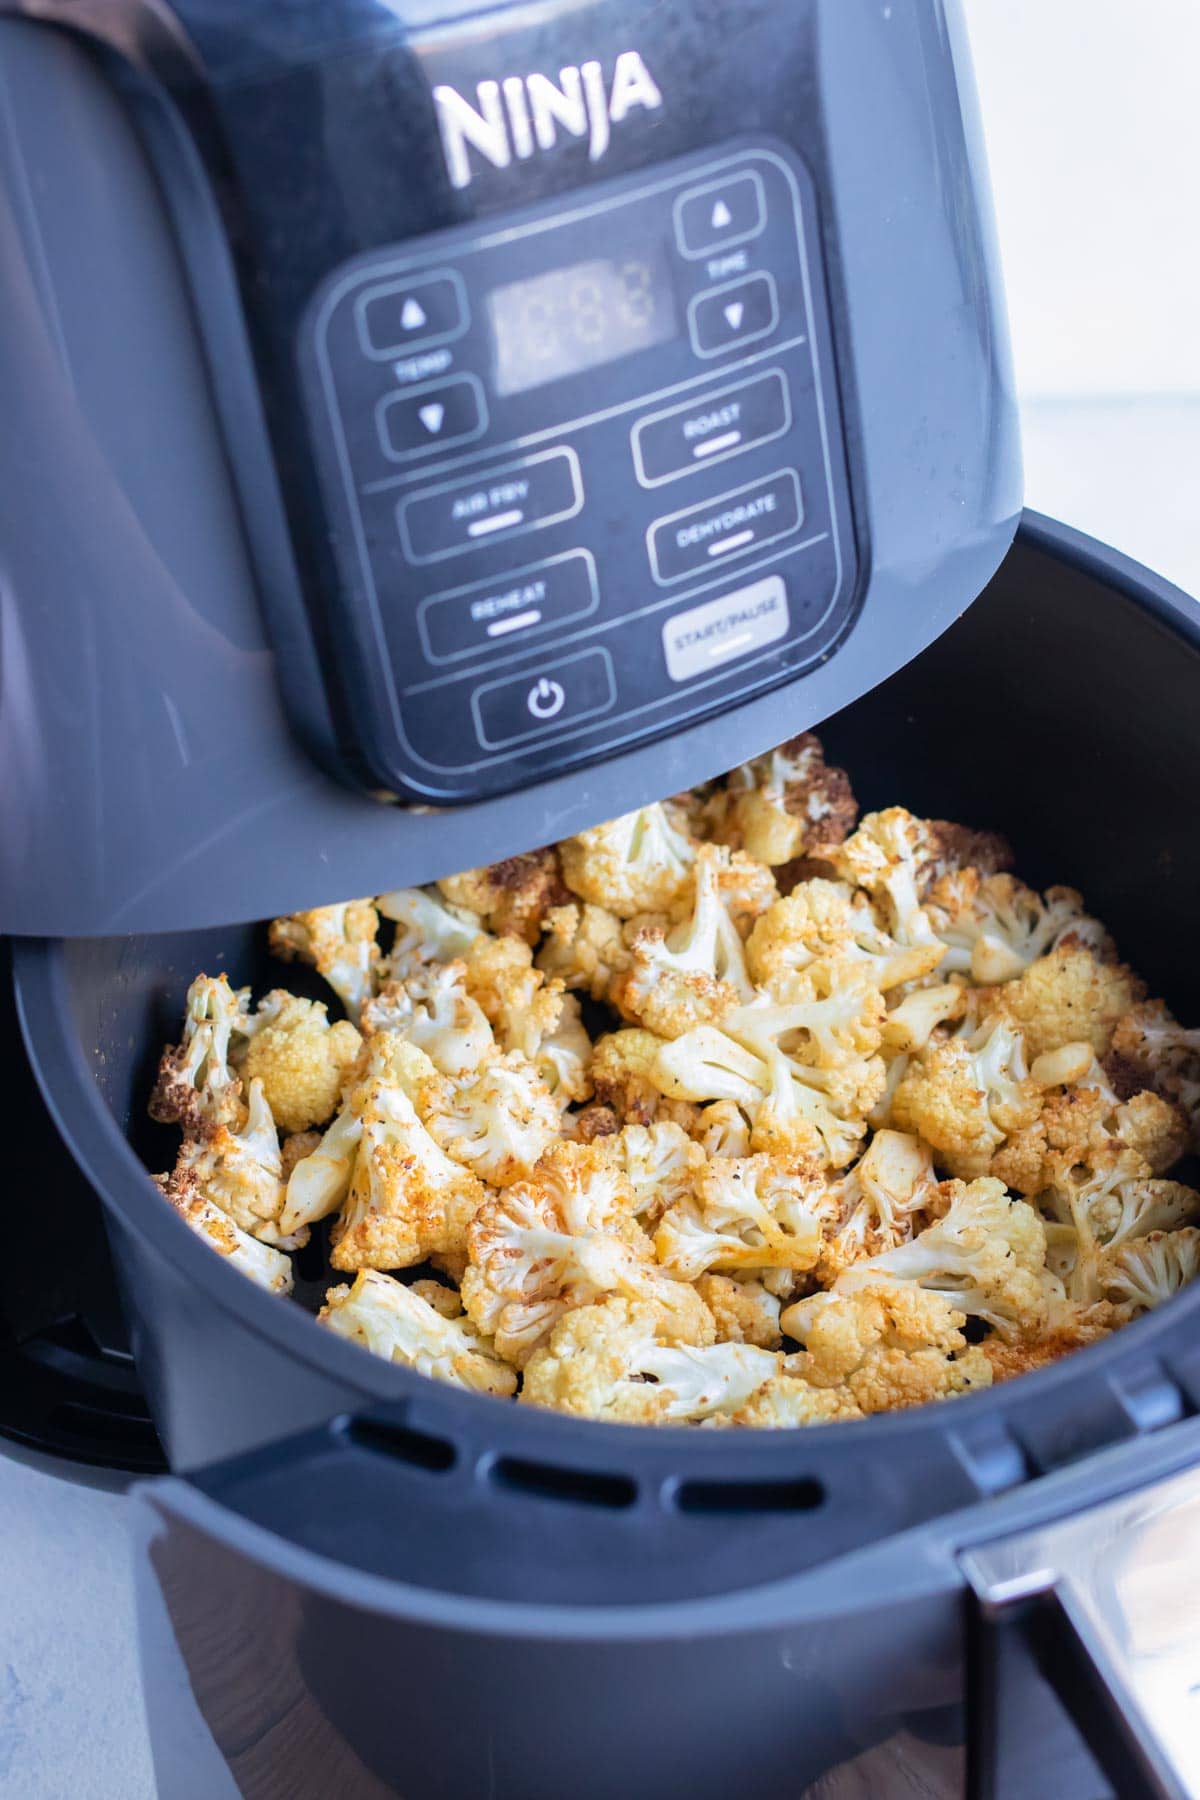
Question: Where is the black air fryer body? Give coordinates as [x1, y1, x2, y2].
[3, 2, 1196, 1797]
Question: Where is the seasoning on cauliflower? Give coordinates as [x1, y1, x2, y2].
[708, 732, 858, 866]
[978, 942, 1145, 1061]
[173, 1076, 301, 1248]
[362, 960, 494, 1076]
[925, 871, 1109, 985]
[149, 972, 252, 1132]
[560, 801, 698, 919]
[690, 1101, 753, 1159]
[745, 879, 946, 995]
[533, 992, 594, 1107]
[1038, 1139, 1200, 1304]
[780, 1281, 993, 1413]
[694, 1273, 783, 1348]
[591, 1028, 673, 1126]
[234, 990, 361, 1135]
[318, 1269, 517, 1394]
[535, 901, 631, 1001]
[655, 1153, 833, 1281]
[154, 1166, 293, 1295]
[268, 900, 381, 1023]
[375, 885, 481, 980]
[826, 1178, 1049, 1340]
[891, 1015, 1053, 1180]
[420, 1051, 560, 1186]
[600, 1121, 705, 1225]
[992, 1054, 1187, 1196]
[1107, 1001, 1200, 1147]
[1096, 1227, 1200, 1312]
[613, 845, 756, 1037]
[437, 846, 569, 945]
[462, 1141, 709, 1365]
[816, 1129, 940, 1280]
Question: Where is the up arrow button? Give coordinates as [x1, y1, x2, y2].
[675, 170, 767, 258]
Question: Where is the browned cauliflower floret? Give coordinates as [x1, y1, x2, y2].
[1107, 1001, 1200, 1148]
[656, 1152, 834, 1280]
[461, 933, 565, 1059]
[591, 1028, 672, 1125]
[891, 1015, 1049, 1180]
[600, 1121, 705, 1225]
[361, 961, 495, 1077]
[419, 1051, 560, 1187]
[815, 1129, 940, 1280]
[437, 847, 568, 944]
[154, 1166, 294, 1295]
[149, 973, 253, 1133]
[992, 1055, 1188, 1196]
[978, 943, 1145, 1061]
[746, 880, 945, 995]
[612, 845, 755, 1038]
[560, 802, 698, 919]
[983, 1302, 1129, 1381]
[694, 1273, 783, 1348]
[269, 900, 381, 1023]
[319, 1270, 516, 1395]
[329, 1071, 487, 1273]
[926, 871, 1110, 985]
[832, 809, 1009, 950]
[780, 1281, 993, 1414]
[536, 901, 631, 1001]
[235, 991, 361, 1135]
[280, 1130, 321, 1180]
[708, 732, 858, 866]
[723, 1379, 866, 1427]
[408, 1277, 465, 1319]
[174, 1077, 301, 1249]
[828, 1177, 1049, 1340]
[462, 1141, 708, 1365]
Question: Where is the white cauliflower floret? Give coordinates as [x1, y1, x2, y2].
[816, 1129, 940, 1279]
[374, 885, 481, 980]
[462, 1142, 709, 1366]
[694, 1273, 783, 1347]
[438, 847, 568, 944]
[1097, 1228, 1200, 1313]
[175, 1077, 300, 1248]
[891, 1015, 1051, 1180]
[881, 980, 970, 1055]
[601, 1121, 705, 1224]
[613, 845, 756, 1037]
[534, 991, 593, 1107]
[926, 871, 1109, 985]
[155, 1167, 293, 1295]
[236, 990, 361, 1134]
[708, 732, 858, 866]
[1039, 1140, 1200, 1304]
[362, 961, 495, 1077]
[560, 802, 698, 919]
[746, 880, 944, 995]
[831, 1177, 1049, 1339]
[269, 900, 381, 1023]
[536, 901, 631, 1002]
[655, 1153, 832, 1280]
[521, 1299, 778, 1424]
[420, 1052, 559, 1187]
[832, 809, 1011, 949]
[779, 1280, 992, 1413]
[330, 1075, 486, 1272]
[149, 972, 253, 1131]
[318, 1270, 516, 1395]
[690, 1101, 753, 1159]
[279, 1094, 364, 1237]
[1108, 1001, 1200, 1147]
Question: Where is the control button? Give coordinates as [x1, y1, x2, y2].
[471, 648, 615, 749]
[688, 272, 779, 359]
[418, 550, 599, 665]
[663, 575, 790, 682]
[632, 369, 791, 487]
[648, 468, 803, 585]
[398, 448, 583, 565]
[377, 374, 488, 461]
[674, 171, 767, 259]
[355, 269, 468, 360]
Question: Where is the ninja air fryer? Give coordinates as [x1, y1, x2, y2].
[2, 3, 1198, 1797]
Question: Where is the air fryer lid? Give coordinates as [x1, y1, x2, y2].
[0, 0, 1018, 935]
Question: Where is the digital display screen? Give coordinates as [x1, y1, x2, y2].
[487, 247, 678, 396]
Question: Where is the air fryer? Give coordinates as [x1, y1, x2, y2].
[2, 2, 1197, 1798]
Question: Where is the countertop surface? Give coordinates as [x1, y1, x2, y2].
[3, 399, 1199, 1799]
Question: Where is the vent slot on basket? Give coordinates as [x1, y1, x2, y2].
[348, 1416, 457, 1473]
[491, 1455, 638, 1509]
[676, 1476, 825, 1514]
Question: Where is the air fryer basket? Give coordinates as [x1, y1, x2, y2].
[15, 515, 1200, 1607]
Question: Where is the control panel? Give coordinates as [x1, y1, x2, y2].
[300, 141, 858, 801]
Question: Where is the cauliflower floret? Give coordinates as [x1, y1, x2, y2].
[881, 980, 970, 1055]
[560, 802, 698, 919]
[591, 1028, 673, 1125]
[1097, 1227, 1200, 1312]
[279, 1094, 364, 1238]
[978, 943, 1144, 1061]
[983, 1302, 1129, 1381]
[926, 871, 1109, 985]
[319, 1270, 516, 1395]
[154, 1166, 293, 1295]
[746, 880, 945, 994]
[149, 972, 253, 1132]
[570, 1102, 620, 1142]
[600, 1121, 705, 1224]
[268, 900, 381, 1023]
[830, 1178, 1049, 1340]
[708, 732, 858, 866]
[235, 991, 362, 1135]
[461, 934, 564, 1055]
[992, 1055, 1187, 1196]
[891, 1015, 1047, 1180]
[655, 1153, 832, 1280]
[420, 1051, 559, 1186]
[694, 1273, 783, 1348]
[779, 1281, 993, 1413]
[437, 847, 568, 945]
[329, 1075, 486, 1272]
[1107, 1001, 1200, 1147]
[535, 902, 631, 1002]
[174, 1076, 300, 1248]
[280, 1129, 321, 1180]
[409, 1277, 465, 1319]
[1039, 1139, 1199, 1304]
[833, 810, 1012, 948]
[723, 1378, 866, 1427]
[521, 1299, 783, 1424]
[689, 1101, 753, 1160]
[374, 885, 481, 980]
[361, 961, 495, 1077]
[613, 845, 756, 1037]
[816, 1129, 940, 1280]
[534, 991, 593, 1107]
[461, 1142, 708, 1365]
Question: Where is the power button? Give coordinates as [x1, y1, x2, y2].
[471, 649, 615, 750]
